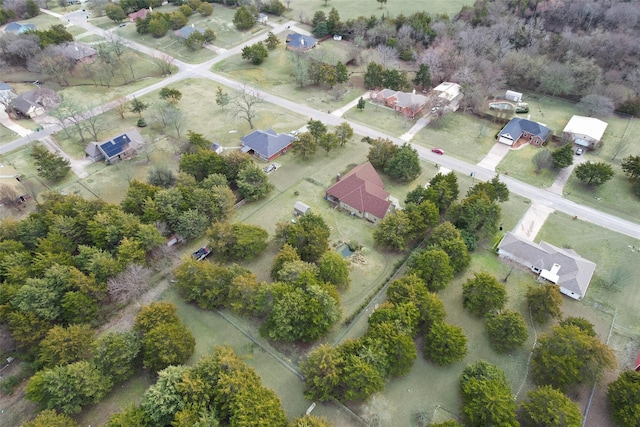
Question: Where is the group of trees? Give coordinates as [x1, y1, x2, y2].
[622, 154, 640, 196]
[367, 138, 422, 182]
[135, 6, 215, 43]
[0, 193, 164, 361]
[0, 0, 39, 25]
[291, 119, 353, 158]
[24, 301, 194, 416]
[121, 137, 273, 239]
[241, 33, 279, 65]
[97, 346, 330, 427]
[174, 212, 348, 343]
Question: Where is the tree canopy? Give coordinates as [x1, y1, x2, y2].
[607, 370, 640, 427]
[462, 272, 506, 316]
[518, 386, 582, 427]
[485, 310, 528, 353]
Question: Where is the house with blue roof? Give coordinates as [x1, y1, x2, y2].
[5, 22, 36, 34]
[174, 25, 205, 39]
[240, 129, 295, 162]
[497, 117, 552, 147]
[285, 33, 317, 52]
[86, 128, 144, 162]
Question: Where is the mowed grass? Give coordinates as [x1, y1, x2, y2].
[497, 144, 559, 188]
[212, 37, 365, 113]
[343, 101, 417, 138]
[412, 112, 501, 164]
[537, 211, 640, 333]
[285, 0, 473, 21]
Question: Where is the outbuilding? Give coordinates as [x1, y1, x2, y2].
[294, 201, 311, 216]
[505, 90, 523, 103]
[562, 115, 608, 149]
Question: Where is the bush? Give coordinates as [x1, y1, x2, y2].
[137, 118, 147, 127]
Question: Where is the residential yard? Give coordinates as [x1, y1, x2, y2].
[284, 0, 473, 21]
[212, 36, 365, 113]
[343, 101, 417, 137]
[497, 144, 559, 188]
[412, 112, 501, 164]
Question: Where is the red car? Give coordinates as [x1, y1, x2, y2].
[431, 148, 444, 155]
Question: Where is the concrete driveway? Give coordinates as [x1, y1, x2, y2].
[476, 142, 510, 171]
[0, 108, 33, 138]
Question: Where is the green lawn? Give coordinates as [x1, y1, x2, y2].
[343, 101, 417, 137]
[212, 37, 365, 113]
[497, 144, 559, 188]
[285, 0, 473, 21]
[411, 112, 501, 164]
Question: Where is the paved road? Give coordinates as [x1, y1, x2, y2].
[4, 10, 640, 242]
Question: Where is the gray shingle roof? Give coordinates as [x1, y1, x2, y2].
[498, 232, 596, 299]
[499, 118, 551, 142]
[240, 129, 295, 159]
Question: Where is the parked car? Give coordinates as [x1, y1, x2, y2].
[192, 247, 211, 261]
[431, 148, 444, 155]
[263, 164, 276, 173]
[576, 148, 583, 155]
[119, 23, 126, 27]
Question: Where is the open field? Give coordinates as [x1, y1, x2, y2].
[284, 0, 473, 22]
[412, 112, 501, 164]
[212, 35, 365, 113]
[497, 144, 559, 188]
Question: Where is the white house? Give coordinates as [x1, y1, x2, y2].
[562, 115, 608, 149]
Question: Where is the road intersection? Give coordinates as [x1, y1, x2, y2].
[3, 9, 640, 241]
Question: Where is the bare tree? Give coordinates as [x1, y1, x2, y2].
[152, 53, 174, 76]
[107, 264, 153, 304]
[167, 106, 185, 140]
[117, 160, 137, 183]
[376, 44, 398, 68]
[0, 183, 20, 210]
[114, 98, 129, 119]
[51, 97, 89, 143]
[83, 104, 107, 142]
[33, 46, 74, 86]
[229, 86, 263, 129]
[120, 51, 137, 83]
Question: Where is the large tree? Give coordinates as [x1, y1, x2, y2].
[574, 161, 614, 186]
[317, 250, 350, 289]
[233, 5, 255, 30]
[207, 222, 268, 261]
[622, 155, 640, 183]
[384, 143, 422, 182]
[387, 274, 446, 331]
[38, 324, 94, 368]
[241, 41, 269, 65]
[31, 144, 70, 181]
[485, 310, 528, 353]
[531, 324, 616, 391]
[526, 283, 562, 324]
[552, 144, 574, 169]
[367, 137, 398, 169]
[607, 370, 640, 427]
[426, 221, 470, 273]
[518, 386, 582, 427]
[407, 249, 453, 292]
[462, 272, 507, 316]
[236, 163, 274, 201]
[424, 321, 467, 365]
[229, 86, 262, 129]
[276, 212, 330, 263]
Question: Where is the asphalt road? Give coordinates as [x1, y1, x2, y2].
[4, 10, 640, 241]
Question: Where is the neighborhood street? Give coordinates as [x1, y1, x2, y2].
[3, 10, 640, 241]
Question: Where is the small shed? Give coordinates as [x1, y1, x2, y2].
[210, 142, 224, 154]
[258, 13, 268, 24]
[505, 90, 523, 103]
[294, 201, 311, 216]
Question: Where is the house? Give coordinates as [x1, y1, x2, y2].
[94, 128, 145, 162]
[285, 33, 317, 52]
[0, 82, 16, 104]
[128, 8, 149, 22]
[325, 162, 394, 223]
[85, 141, 102, 160]
[240, 129, 295, 162]
[562, 115, 608, 149]
[505, 90, 523, 103]
[635, 353, 640, 372]
[8, 87, 60, 118]
[497, 118, 552, 147]
[174, 25, 205, 39]
[497, 232, 596, 300]
[210, 142, 224, 154]
[257, 13, 268, 24]
[432, 82, 463, 112]
[294, 201, 311, 216]
[375, 88, 429, 119]
[0, 171, 30, 215]
[60, 42, 98, 63]
[4, 22, 36, 34]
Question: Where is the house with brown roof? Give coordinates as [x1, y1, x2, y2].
[325, 162, 394, 223]
[497, 232, 596, 300]
[8, 87, 60, 118]
[60, 42, 97, 63]
[128, 8, 149, 22]
[374, 89, 428, 119]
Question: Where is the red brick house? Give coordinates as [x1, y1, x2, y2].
[325, 162, 393, 223]
[374, 89, 428, 119]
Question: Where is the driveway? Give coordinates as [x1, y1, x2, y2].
[512, 201, 555, 240]
[548, 153, 588, 195]
[476, 142, 510, 171]
[0, 108, 33, 138]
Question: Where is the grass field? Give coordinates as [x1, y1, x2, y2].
[343, 101, 416, 137]
[497, 144, 559, 188]
[285, 0, 473, 22]
[212, 36, 366, 113]
[412, 112, 502, 164]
